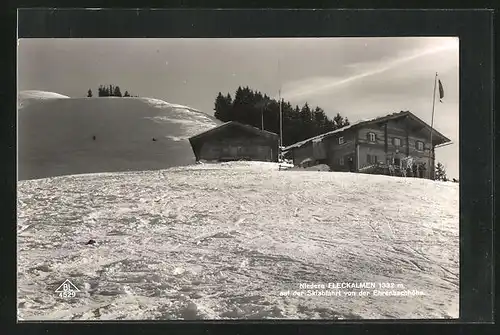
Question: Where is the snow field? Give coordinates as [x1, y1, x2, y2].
[17, 162, 459, 320]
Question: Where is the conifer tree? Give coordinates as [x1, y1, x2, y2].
[333, 113, 345, 129]
[212, 86, 351, 146]
[435, 162, 447, 181]
[214, 92, 232, 122]
[114, 86, 122, 97]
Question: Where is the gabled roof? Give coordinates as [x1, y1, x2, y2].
[189, 121, 279, 142]
[283, 111, 451, 151]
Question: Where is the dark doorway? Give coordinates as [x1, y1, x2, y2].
[348, 156, 354, 172]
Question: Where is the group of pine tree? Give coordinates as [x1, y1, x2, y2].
[86, 85, 136, 98]
[213, 86, 350, 147]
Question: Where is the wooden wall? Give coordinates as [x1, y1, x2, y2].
[356, 119, 434, 177]
[358, 120, 431, 155]
[357, 145, 430, 167]
[324, 130, 356, 172]
[289, 130, 356, 171]
[292, 142, 314, 166]
[358, 122, 431, 154]
[199, 139, 275, 162]
[194, 125, 279, 162]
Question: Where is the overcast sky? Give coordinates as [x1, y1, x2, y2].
[18, 37, 459, 178]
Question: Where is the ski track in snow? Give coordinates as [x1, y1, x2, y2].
[17, 162, 459, 320]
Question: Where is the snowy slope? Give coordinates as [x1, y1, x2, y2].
[19, 90, 71, 101]
[18, 90, 71, 109]
[18, 91, 220, 180]
[17, 162, 459, 320]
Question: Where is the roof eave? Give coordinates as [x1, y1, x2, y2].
[189, 121, 279, 142]
[433, 134, 452, 145]
[283, 123, 360, 151]
[188, 121, 232, 141]
[283, 110, 453, 151]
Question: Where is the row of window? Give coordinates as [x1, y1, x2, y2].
[338, 156, 353, 166]
[366, 132, 425, 151]
[339, 155, 378, 165]
[339, 155, 379, 166]
[336, 133, 425, 151]
[339, 155, 412, 166]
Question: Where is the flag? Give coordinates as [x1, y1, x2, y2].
[438, 79, 444, 102]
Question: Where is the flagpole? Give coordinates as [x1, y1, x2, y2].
[261, 107, 264, 131]
[278, 58, 283, 164]
[429, 72, 438, 180]
[279, 89, 282, 146]
[278, 59, 283, 155]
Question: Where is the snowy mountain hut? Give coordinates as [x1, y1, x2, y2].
[282, 111, 451, 179]
[188, 121, 280, 162]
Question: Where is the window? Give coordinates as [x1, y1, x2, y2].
[339, 157, 344, 165]
[338, 136, 344, 145]
[368, 132, 376, 142]
[367, 154, 378, 164]
[393, 138, 401, 147]
[416, 141, 424, 151]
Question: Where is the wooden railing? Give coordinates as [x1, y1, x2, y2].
[359, 163, 425, 178]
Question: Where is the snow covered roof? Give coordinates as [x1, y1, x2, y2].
[282, 111, 451, 151]
[282, 118, 372, 151]
[189, 121, 279, 142]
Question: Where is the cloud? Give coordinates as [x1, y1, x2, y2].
[281, 38, 458, 100]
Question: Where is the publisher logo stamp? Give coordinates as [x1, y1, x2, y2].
[55, 279, 80, 299]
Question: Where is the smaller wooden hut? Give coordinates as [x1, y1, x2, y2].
[189, 121, 279, 162]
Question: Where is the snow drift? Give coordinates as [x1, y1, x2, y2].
[17, 162, 459, 320]
[287, 164, 331, 172]
[18, 90, 70, 105]
[17, 91, 220, 180]
[303, 164, 330, 171]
